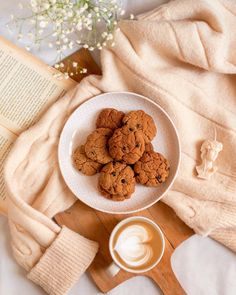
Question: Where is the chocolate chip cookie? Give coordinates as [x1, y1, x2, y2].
[134, 151, 170, 186]
[122, 110, 157, 143]
[98, 162, 135, 201]
[73, 145, 102, 176]
[108, 126, 145, 164]
[85, 128, 113, 164]
[96, 108, 125, 130]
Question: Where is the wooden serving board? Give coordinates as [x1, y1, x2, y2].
[55, 49, 194, 294]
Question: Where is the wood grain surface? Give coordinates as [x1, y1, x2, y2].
[61, 49, 101, 82]
[55, 49, 194, 294]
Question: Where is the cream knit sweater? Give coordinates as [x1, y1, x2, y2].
[4, 0, 236, 294]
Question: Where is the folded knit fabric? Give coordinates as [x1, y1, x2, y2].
[4, 0, 236, 294]
[5, 86, 99, 295]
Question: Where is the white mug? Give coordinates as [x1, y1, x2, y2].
[107, 216, 165, 276]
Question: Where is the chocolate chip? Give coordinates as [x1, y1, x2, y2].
[129, 128, 134, 131]
[121, 179, 126, 184]
[122, 146, 127, 151]
[135, 143, 140, 148]
[112, 172, 116, 176]
[156, 175, 162, 183]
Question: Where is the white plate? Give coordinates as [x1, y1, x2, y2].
[58, 92, 180, 214]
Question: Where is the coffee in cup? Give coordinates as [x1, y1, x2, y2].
[107, 216, 165, 276]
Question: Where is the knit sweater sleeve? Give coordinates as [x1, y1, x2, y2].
[4, 83, 100, 295]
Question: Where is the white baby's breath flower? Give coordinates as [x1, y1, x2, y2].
[76, 23, 82, 31]
[13, 0, 126, 79]
[68, 41, 74, 49]
[30, 0, 37, 8]
[39, 21, 47, 28]
[64, 72, 69, 79]
[42, 3, 50, 10]
[67, 10, 74, 17]
[120, 9, 125, 16]
[101, 32, 108, 38]
[107, 33, 113, 40]
[130, 14, 134, 20]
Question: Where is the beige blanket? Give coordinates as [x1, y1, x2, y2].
[4, 0, 236, 294]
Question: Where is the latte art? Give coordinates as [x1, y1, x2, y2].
[114, 225, 153, 268]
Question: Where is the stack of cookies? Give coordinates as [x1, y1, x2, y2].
[73, 108, 170, 201]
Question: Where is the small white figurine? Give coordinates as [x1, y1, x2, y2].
[196, 129, 223, 180]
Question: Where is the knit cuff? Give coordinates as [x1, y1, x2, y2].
[27, 226, 99, 295]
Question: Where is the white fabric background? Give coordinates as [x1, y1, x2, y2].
[0, 0, 236, 294]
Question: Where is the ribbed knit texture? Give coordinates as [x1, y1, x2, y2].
[4, 0, 236, 294]
[28, 227, 98, 295]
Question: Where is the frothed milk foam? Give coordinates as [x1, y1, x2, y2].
[112, 220, 163, 271]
